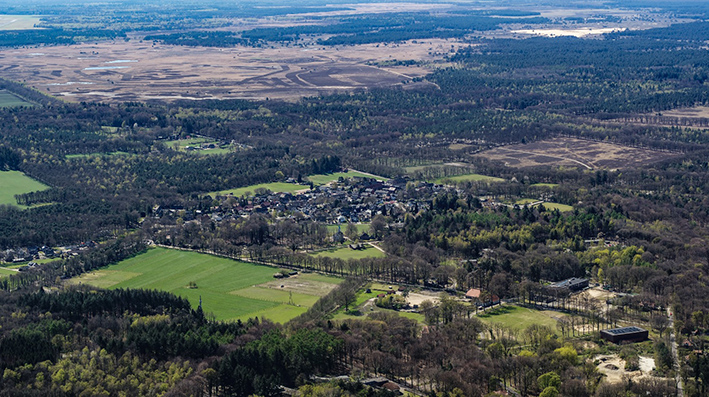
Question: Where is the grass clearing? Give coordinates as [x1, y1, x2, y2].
[0, 90, 32, 107]
[298, 272, 344, 285]
[307, 171, 387, 185]
[0, 15, 41, 30]
[258, 277, 340, 296]
[326, 223, 370, 235]
[531, 183, 559, 188]
[0, 171, 50, 209]
[435, 173, 504, 184]
[231, 286, 320, 306]
[210, 182, 308, 197]
[0, 268, 17, 278]
[169, 137, 233, 155]
[403, 164, 444, 173]
[541, 202, 574, 212]
[478, 304, 565, 333]
[65, 151, 132, 159]
[68, 247, 340, 323]
[515, 198, 538, 205]
[312, 245, 385, 260]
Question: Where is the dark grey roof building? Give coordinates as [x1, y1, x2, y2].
[600, 326, 648, 344]
[549, 277, 589, 292]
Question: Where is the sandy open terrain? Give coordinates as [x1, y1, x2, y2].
[595, 354, 657, 383]
[476, 137, 679, 170]
[406, 290, 441, 306]
[0, 39, 451, 103]
[660, 106, 709, 119]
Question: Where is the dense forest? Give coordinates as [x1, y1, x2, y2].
[1, 0, 709, 396]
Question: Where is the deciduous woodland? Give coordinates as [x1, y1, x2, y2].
[0, 0, 709, 396]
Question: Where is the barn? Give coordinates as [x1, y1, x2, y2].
[600, 326, 649, 344]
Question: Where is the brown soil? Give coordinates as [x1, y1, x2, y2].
[0, 38, 455, 103]
[475, 137, 678, 170]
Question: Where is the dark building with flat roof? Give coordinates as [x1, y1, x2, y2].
[600, 326, 649, 344]
[549, 277, 589, 292]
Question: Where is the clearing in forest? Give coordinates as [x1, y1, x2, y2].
[435, 173, 504, 184]
[307, 171, 388, 185]
[0, 15, 41, 30]
[0, 90, 32, 107]
[311, 245, 385, 260]
[477, 304, 567, 334]
[476, 137, 677, 170]
[67, 247, 341, 323]
[211, 182, 309, 197]
[0, 171, 50, 209]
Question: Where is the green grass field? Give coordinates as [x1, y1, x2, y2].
[541, 202, 573, 212]
[0, 90, 32, 107]
[65, 151, 132, 159]
[0, 171, 50, 208]
[0, 15, 41, 30]
[0, 268, 18, 278]
[312, 245, 385, 260]
[403, 164, 445, 173]
[307, 171, 387, 185]
[531, 183, 559, 188]
[513, 200, 573, 212]
[68, 248, 340, 323]
[435, 173, 504, 184]
[326, 223, 371, 235]
[477, 305, 565, 333]
[169, 137, 232, 155]
[210, 182, 309, 197]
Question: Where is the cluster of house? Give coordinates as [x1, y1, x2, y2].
[1, 241, 97, 265]
[157, 177, 445, 226]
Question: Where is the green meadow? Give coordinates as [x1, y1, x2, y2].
[210, 182, 309, 197]
[0, 15, 42, 30]
[477, 305, 566, 334]
[0, 171, 50, 208]
[307, 171, 387, 185]
[0, 90, 32, 107]
[69, 248, 340, 323]
[312, 245, 385, 260]
[435, 173, 504, 184]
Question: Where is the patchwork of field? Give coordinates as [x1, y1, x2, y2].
[476, 137, 678, 170]
[312, 245, 385, 260]
[0, 38, 443, 102]
[68, 247, 341, 323]
[0, 90, 32, 107]
[0, 171, 50, 209]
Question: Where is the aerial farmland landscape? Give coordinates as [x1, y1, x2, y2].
[0, 0, 708, 395]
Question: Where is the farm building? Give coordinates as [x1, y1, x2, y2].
[465, 288, 482, 300]
[600, 326, 649, 344]
[549, 277, 589, 292]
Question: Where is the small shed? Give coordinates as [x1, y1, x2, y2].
[600, 326, 648, 344]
